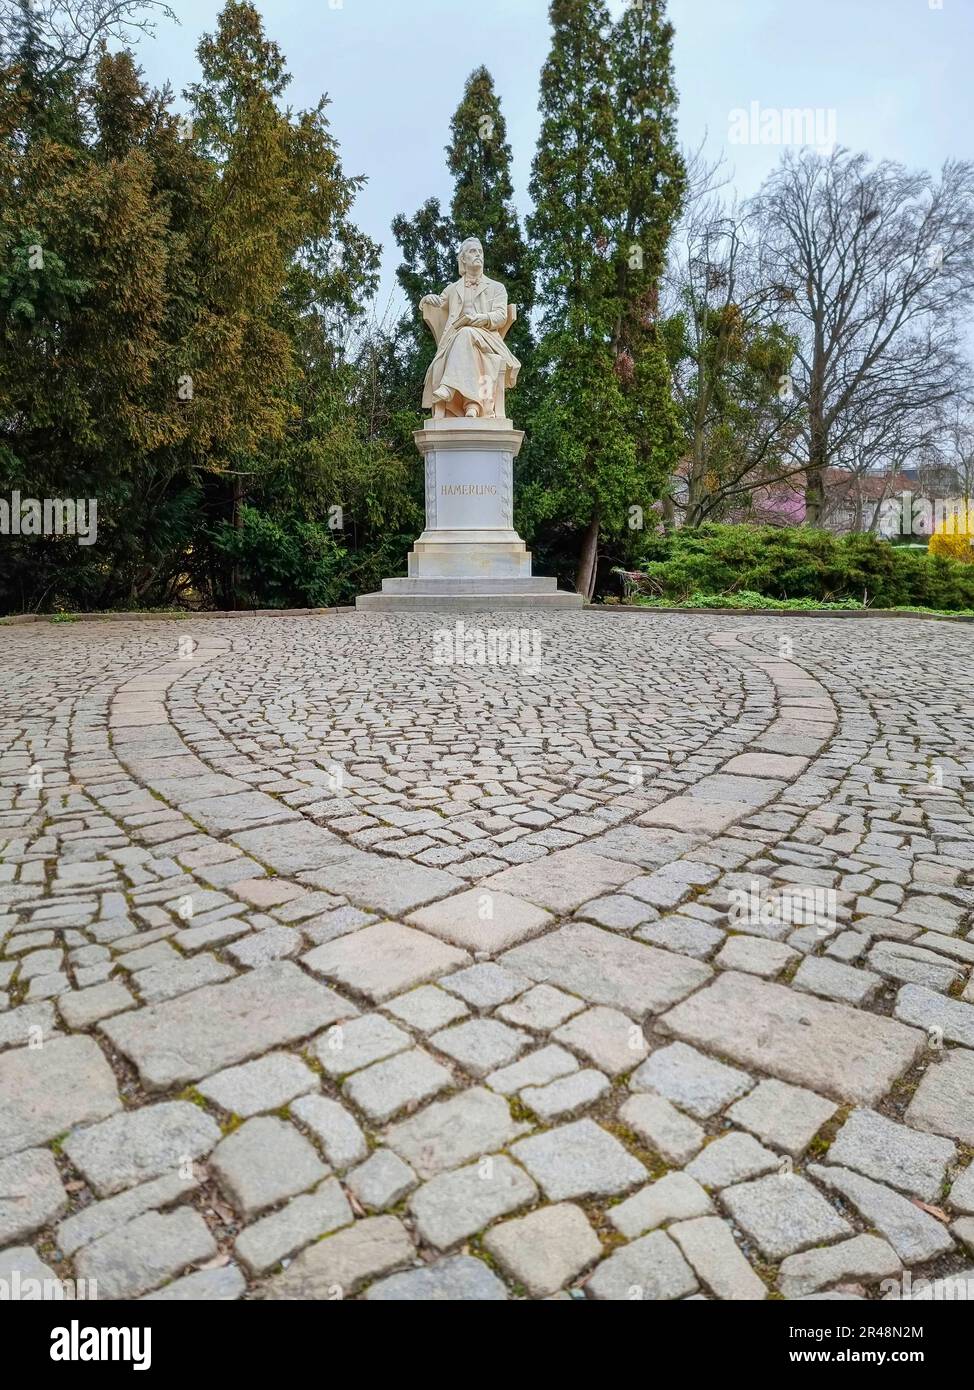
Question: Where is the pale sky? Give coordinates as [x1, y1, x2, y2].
[129, 0, 974, 313]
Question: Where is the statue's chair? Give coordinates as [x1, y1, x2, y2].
[422, 302, 517, 420]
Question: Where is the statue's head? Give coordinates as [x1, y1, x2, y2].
[458, 237, 485, 277]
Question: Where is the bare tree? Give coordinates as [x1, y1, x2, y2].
[751, 148, 974, 524]
[663, 150, 804, 526]
[911, 388, 974, 498]
[0, 0, 175, 77]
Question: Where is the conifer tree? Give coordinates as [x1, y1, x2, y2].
[186, 0, 378, 603]
[526, 0, 627, 599]
[525, 0, 685, 600]
[392, 66, 533, 409]
[447, 65, 533, 362]
[608, 0, 685, 549]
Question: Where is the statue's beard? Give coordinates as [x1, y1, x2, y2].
[463, 268, 483, 286]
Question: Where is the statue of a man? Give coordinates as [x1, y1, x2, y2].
[420, 237, 521, 420]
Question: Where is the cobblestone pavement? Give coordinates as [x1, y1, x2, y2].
[2, 609, 974, 1301]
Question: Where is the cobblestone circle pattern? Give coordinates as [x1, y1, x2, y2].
[2, 610, 973, 1301]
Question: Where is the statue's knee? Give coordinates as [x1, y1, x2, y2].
[457, 326, 478, 342]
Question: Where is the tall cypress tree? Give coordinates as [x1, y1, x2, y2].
[447, 65, 533, 362]
[392, 66, 533, 410]
[608, 0, 685, 542]
[526, 0, 629, 600]
[525, 0, 685, 600]
[390, 195, 455, 410]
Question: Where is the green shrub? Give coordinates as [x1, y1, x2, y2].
[208, 507, 346, 610]
[630, 525, 974, 611]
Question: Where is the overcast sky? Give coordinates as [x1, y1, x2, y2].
[130, 0, 973, 312]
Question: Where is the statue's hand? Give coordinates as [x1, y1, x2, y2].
[420, 293, 443, 310]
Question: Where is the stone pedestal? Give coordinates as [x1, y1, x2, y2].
[357, 418, 582, 610]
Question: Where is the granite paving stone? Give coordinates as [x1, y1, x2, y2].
[5, 608, 974, 1301]
[429, 1018, 529, 1076]
[197, 1052, 318, 1117]
[808, 1164, 955, 1263]
[264, 1215, 414, 1298]
[57, 1171, 199, 1257]
[364, 1254, 508, 1301]
[486, 1044, 579, 1096]
[0, 1034, 121, 1159]
[720, 1174, 853, 1260]
[381, 985, 469, 1032]
[234, 1177, 353, 1275]
[289, 1094, 368, 1170]
[500, 923, 711, 1018]
[0, 1148, 67, 1245]
[520, 1068, 609, 1120]
[685, 1132, 781, 1189]
[777, 1234, 902, 1300]
[142, 1266, 246, 1301]
[406, 889, 553, 953]
[346, 1150, 417, 1211]
[660, 971, 924, 1105]
[608, 1171, 713, 1239]
[409, 1156, 538, 1249]
[894, 984, 974, 1048]
[726, 1079, 837, 1158]
[482, 849, 639, 913]
[74, 1207, 217, 1299]
[63, 1101, 221, 1196]
[905, 1049, 974, 1145]
[495, 983, 586, 1032]
[586, 1230, 698, 1301]
[825, 1108, 956, 1201]
[342, 1047, 453, 1123]
[618, 1093, 706, 1165]
[484, 1203, 602, 1296]
[313, 1014, 412, 1077]
[211, 1116, 328, 1217]
[384, 1086, 526, 1178]
[303, 923, 469, 1003]
[553, 1005, 649, 1075]
[669, 1216, 768, 1300]
[300, 853, 463, 916]
[511, 1119, 646, 1200]
[630, 1042, 753, 1119]
[100, 961, 356, 1091]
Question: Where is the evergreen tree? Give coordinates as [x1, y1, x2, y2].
[525, 0, 685, 600]
[0, 0, 384, 612]
[186, 0, 379, 604]
[447, 65, 533, 363]
[389, 194, 455, 412]
[391, 66, 533, 413]
[525, 0, 626, 599]
[607, 0, 685, 553]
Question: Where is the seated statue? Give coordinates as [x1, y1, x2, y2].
[420, 237, 521, 420]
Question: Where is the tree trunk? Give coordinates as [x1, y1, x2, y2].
[231, 476, 244, 610]
[575, 514, 600, 603]
[804, 354, 828, 526]
[805, 413, 828, 526]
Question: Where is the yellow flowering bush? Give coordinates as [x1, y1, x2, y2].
[928, 506, 974, 564]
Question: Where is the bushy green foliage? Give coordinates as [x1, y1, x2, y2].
[629, 524, 974, 611]
[0, 2, 395, 616]
[207, 507, 345, 609]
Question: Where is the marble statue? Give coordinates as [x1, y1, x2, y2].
[355, 235, 580, 608]
[420, 237, 521, 420]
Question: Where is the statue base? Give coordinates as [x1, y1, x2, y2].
[356, 418, 582, 611]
